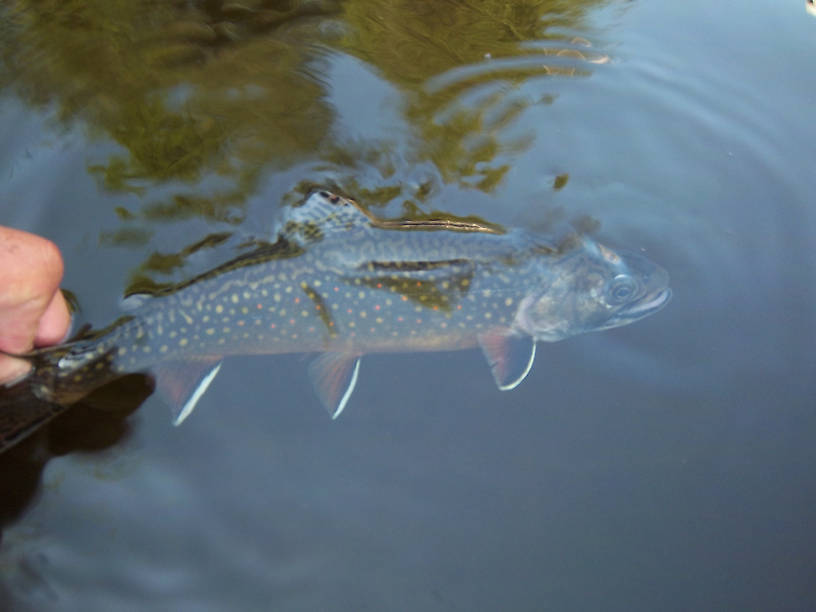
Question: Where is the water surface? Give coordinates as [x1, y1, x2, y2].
[1, 1, 815, 610]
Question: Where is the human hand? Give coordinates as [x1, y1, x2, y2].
[0, 227, 71, 384]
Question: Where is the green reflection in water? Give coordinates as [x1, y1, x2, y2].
[339, 0, 606, 189]
[1, 0, 607, 282]
[2, 0, 337, 220]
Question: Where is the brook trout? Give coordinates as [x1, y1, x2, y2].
[0, 190, 670, 452]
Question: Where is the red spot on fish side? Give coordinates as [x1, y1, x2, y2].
[397, 316, 403, 322]
[374, 304, 380, 311]
[257, 304, 262, 309]
[457, 304, 462, 310]
[333, 286, 339, 292]
[376, 283, 382, 288]
[294, 297, 301, 304]
[432, 306, 439, 311]
[347, 308, 353, 314]
[315, 305, 321, 310]
[289, 319, 296, 325]
[270, 323, 276, 329]
[401, 296, 408, 301]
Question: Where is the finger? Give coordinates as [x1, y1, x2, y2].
[34, 289, 72, 347]
[0, 355, 32, 385]
[0, 228, 66, 353]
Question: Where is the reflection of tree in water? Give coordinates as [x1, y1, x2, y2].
[2, 0, 340, 223]
[340, 0, 607, 190]
[2, 0, 605, 214]
[1, 0, 609, 283]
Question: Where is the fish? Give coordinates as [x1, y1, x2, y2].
[0, 189, 671, 452]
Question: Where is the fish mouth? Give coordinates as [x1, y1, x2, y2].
[626, 287, 672, 317]
[595, 287, 671, 331]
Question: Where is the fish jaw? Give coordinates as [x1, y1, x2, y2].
[514, 240, 672, 341]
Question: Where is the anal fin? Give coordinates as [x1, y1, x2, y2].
[478, 331, 536, 391]
[152, 357, 223, 426]
[308, 352, 361, 419]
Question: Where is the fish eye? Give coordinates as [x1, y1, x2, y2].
[606, 274, 637, 305]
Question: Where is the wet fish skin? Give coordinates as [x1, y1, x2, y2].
[1, 190, 670, 449]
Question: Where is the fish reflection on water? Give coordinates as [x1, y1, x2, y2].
[0, 190, 671, 452]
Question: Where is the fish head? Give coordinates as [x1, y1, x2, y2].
[517, 236, 671, 342]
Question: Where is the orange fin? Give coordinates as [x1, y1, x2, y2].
[152, 357, 223, 426]
[478, 331, 536, 391]
[308, 353, 361, 419]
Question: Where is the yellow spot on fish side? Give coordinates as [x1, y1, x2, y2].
[160, 345, 169, 354]
[216, 305, 224, 314]
[179, 338, 188, 347]
[206, 328, 215, 335]
[231, 294, 239, 303]
[505, 298, 513, 306]
[118, 347, 127, 356]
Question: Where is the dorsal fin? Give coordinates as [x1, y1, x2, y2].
[276, 190, 506, 247]
[276, 190, 374, 245]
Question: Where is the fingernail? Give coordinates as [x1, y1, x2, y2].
[0, 357, 33, 386]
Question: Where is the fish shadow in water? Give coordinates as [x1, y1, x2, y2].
[0, 375, 153, 536]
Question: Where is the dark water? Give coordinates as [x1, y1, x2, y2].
[1, 0, 815, 609]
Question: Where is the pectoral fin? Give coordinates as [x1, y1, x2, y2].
[478, 331, 536, 391]
[308, 352, 361, 419]
[152, 357, 223, 426]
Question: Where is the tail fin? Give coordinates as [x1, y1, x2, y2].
[0, 346, 69, 454]
[0, 381, 67, 454]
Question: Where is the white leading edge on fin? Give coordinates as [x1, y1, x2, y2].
[497, 342, 536, 391]
[332, 358, 360, 420]
[172, 362, 222, 426]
